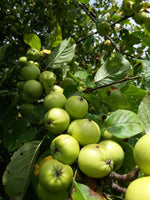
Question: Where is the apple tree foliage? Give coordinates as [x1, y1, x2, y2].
[1, 0, 150, 199]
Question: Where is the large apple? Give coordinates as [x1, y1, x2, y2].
[65, 95, 88, 119]
[44, 108, 70, 134]
[133, 134, 150, 175]
[99, 140, 124, 170]
[36, 183, 68, 200]
[67, 118, 101, 146]
[133, 11, 147, 25]
[39, 159, 73, 192]
[50, 134, 80, 165]
[21, 64, 41, 81]
[125, 176, 150, 200]
[43, 92, 66, 111]
[78, 143, 114, 178]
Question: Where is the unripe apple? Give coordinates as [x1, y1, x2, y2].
[65, 96, 88, 119]
[125, 176, 150, 200]
[96, 21, 111, 37]
[21, 64, 41, 81]
[43, 92, 66, 111]
[78, 143, 114, 178]
[67, 118, 101, 146]
[44, 108, 70, 134]
[133, 11, 147, 25]
[133, 134, 150, 175]
[121, 0, 135, 16]
[39, 159, 73, 192]
[99, 140, 124, 170]
[50, 134, 80, 165]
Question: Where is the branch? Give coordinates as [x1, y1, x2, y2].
[77, 2, 96, 23]
[111, 182, 127, 194]
[76, 31, 97, 44]
[109, 166, 140, 182]
[83, 76, 141, 93]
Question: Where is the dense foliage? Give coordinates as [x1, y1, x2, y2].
[1, 0, 150, 199]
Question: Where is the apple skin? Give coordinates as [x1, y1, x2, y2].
[44, 108, 70, 134]
[99, 140, 124, 170]
[121, 0, 135, 16]
[125, 177, 150, 200]
[133, 11, 147, 25]
[36, 183, 68, 200]
[43, 92, 66, 111]
[50, 134, 80, 165]
[96, 22, 111, 37]
[67, 119, 101, 146]
[133, 134, 150, 175]
[65, 96, 88, 119]
[39, 159, 73, 192]
[78, 143, 114, 178]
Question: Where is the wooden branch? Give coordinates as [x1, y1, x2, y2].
[83, 76, 141, 93]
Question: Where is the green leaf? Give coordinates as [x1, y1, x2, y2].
[71, 180, 106, 200]
[105, 110, 144, 139]
[2, 140, 42, 200]
[138, 92, 150, 133]
[0, 44, 10, 64]
[94, 54, 131, 85]
[121, 85, 146, 113]
[46, 38, 76, 68]
[24, 33, 41, 51]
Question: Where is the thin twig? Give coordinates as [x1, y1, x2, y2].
[83, 76, 141, 93]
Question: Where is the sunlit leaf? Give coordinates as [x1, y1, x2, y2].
[105, 110, 144, 138]
[71, 180, 106, 200]
[138, 92, 150, 133]
[24, 33, 41, 51]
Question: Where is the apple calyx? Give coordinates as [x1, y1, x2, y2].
[56, 169, 63, 177]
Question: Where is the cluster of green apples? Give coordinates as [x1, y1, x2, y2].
[121, 0, 149, 26]
[125, 134, 150, 200]
[36, 86, 125, 198]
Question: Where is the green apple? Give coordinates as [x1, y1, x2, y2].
[121, 0, 135, 16]
[103, 40, 114, 52]
[50, 134, 80, 165]
[78, 143, 114, 178]
[39, 71, 56, 94]
[43, 92, 66, 111]
[22, 80, 43, 102]
[65, 96, 88, 119]
[99, 140, 124, 170]
[96, 22, 111, 37]
[19, 103, 34, 116]
[21, 64, 41, 81]
[50, 85, 63, 93]
[133, 134, 150, 175]
[39, 159, 73, 192]
[67, 119, 101, 146]
[18, 56, 27, 65]
[27, 48, 41, 61]
[62, 77, 75, 88]
[125, 177, 150, 200]
[36, 183, 68, 200]
[133, 11, 147, 25]
[44, 108, 70, 134]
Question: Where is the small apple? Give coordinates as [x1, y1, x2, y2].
[67, 119, 101, 146]
[133, 11, 147, 25]
[36, 183, 68, 200]
[78, 144, 114, 178]
[18, 56, 27, 65]
[103, 40, 114, 52]
[50, 85, 63, 93]
[99, 140, 124, 170]
[22, 80, 43, 102]
[19, 103, 34, 116]
[21, 64, 41, 81]
[62, 77, 75, 88]
[39, 159, 73, 192]
[96, 22, 111, 37]
[43, 92, 66, 111]
[50, 134, 80, 165]
[39, 71, 56, 94]
[44, 108, 70, 134]
[121, 0, 135, 16]
[65, 96, 88, 119]
[133, 134, 150, 175]
[27, 48, 41, 61]
[125, 176, 150, 200]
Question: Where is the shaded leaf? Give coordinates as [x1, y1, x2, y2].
[94, 54, 131, 85]
[105, 110, 144, 138]
[138, 92, 150, 133]
[24, 33, 41, 51]
[71, 180, 106, 200]
[77, 0, 90, 3]
[2, 140, 42, 200]
[46, 38, 76, 68]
